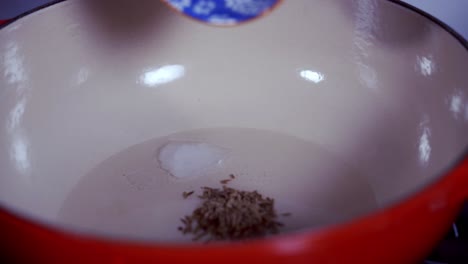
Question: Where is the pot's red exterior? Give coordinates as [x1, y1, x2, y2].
[1, 157, 467, 264]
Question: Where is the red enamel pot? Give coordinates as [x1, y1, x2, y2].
[0, 0, 467, 263]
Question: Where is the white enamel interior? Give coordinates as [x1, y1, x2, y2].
[0, 0, 467, 242]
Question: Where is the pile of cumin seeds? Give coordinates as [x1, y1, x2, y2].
[179, 178, 284, 241]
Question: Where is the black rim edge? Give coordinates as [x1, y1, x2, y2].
[389, 0, 467, 49]
[0, 0, 66, 28]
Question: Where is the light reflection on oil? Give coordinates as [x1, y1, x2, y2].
[3, 41, 32, 175]
[75, 67, 90, 86]
[3, 42, 27, 87]
[352, 0, 379, 91]
[416, 55, 435, 77]
[445, 88, 468, 122]
[6, 97, 26, 133]
[299, 70, 325, 84]
[450, 93, 463, 117]
[357, 61, 377, 89]
[447, 90, 467, 121]
[10, 135, 31, 174]
[418, 117, 431, 166]
[139, 64, 185, 87]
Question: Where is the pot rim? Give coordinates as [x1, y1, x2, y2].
[0, 0, 467, 253]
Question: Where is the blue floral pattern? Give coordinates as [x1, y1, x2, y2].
[164, 0, 280, 25]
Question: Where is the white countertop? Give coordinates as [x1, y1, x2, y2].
[1, 0, 467, 38]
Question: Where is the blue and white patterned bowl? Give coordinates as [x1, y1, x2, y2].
[164, 0, 281, 25]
